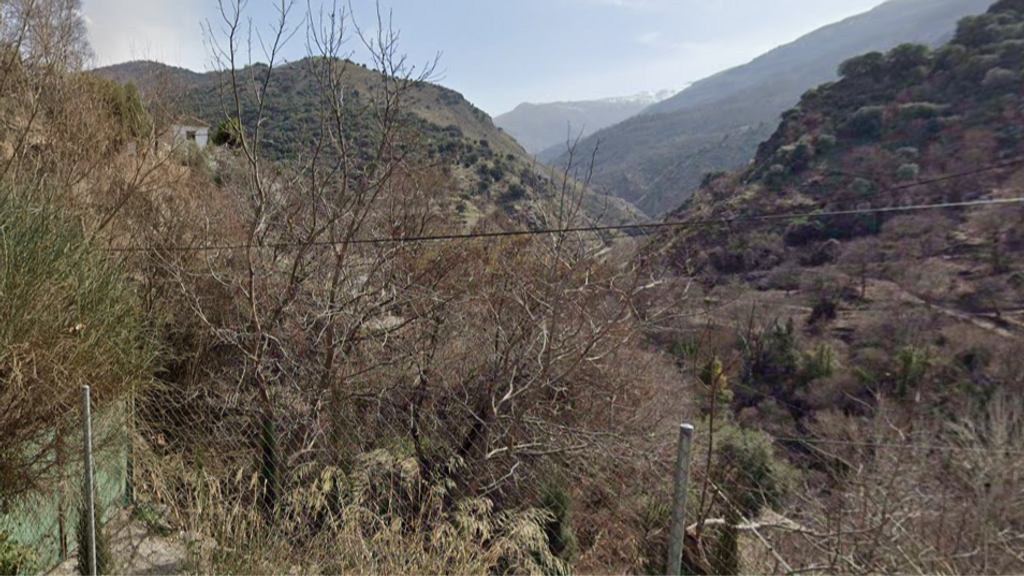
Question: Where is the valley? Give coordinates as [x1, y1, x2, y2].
[1, 0, 1023, 574]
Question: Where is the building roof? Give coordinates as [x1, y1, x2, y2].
[173, 117, 211, 129]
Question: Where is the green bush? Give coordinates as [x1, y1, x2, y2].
[934, 44, 969, 71]
[983, 67, 1020, 88]
[802, 343, 838, 380]
[503, 183, 527, 203]
[211, 118, 244, 148]
[784, 217, 826, 246]
[0, 530, 35, 575]
[852, 178, 874, 195]
[539, 484, 578, 569]
[84, 76, 152, 142]
[711, 424, 797, 518]
[896, 146, 920, 160]
[897, 102, 946, 122]
[992, 0, 1024, 14]
[838, 51, 886, 80]
[808, 294, 839, 325]
[842, 106, 885, 139]
[815, 133, 837, 153]
[765, 163, 788, 188]
[886, 43, 931, 75]
[959, 54, 1001, 82]
[175, 141, 211, 171]
[895, 346, 930, 399]
[780, 107, 802, 123]
[701, 170, 729, 188]
[896, 163, 920, 182]
[956, 15, 998, 48]
[996, 39, 1024, 67]
[775, 141, 813, 172]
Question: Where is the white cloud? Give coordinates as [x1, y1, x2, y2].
[634, 31, 662, 47]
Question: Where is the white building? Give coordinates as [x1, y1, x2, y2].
[170, 120, 210, 149]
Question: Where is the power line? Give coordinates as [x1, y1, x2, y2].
[818, 154, 1024, 205]
[104, 195, 1024, 254]
[770, 435, 1024, 457]
[100, 153, 1024, 253]
[579, 153, 1024, 246]
[664, 153, 1024, 225]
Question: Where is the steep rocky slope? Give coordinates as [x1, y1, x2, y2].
[550, 0, 995, 217]
[648, 0, 1024, 426]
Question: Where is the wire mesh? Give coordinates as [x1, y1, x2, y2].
[4, 331, 1024, 575]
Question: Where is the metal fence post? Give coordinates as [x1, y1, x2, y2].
[82, 386, 97, 576]
[667, 423, 695, 576]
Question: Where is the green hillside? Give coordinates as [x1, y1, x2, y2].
[653, 0, 1024, 424]
[547, 0, 996, 217]
[95, 59, 645, 228]
[630, 6, 1024, 571]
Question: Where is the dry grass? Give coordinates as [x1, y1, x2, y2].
[0, 191, 156, 503]
[141, 449, 571, 575]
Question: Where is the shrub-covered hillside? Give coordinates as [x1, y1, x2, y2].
[664, 0, 1024, 285]
[546, 0, 995, 217]
[637, 3, 1024, 572]
[4, 0, 1024, 574]
[95, 58, 645, 230]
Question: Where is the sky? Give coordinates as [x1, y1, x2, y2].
[82, 0, 890, 116]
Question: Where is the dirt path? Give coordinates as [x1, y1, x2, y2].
[48, 508, 188, 576]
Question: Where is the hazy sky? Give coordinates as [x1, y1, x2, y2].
[82, 0, 890, 116]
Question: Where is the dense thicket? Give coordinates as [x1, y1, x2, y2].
[3, 2, 681, 574]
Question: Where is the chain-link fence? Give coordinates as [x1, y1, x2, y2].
[128, 330, 689, 574]
[4, 372, 1024, 575]
[0, 394, 129, 575]
[3, 379, 677, 575]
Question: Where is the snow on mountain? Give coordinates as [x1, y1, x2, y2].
[494, 88, 681, 154]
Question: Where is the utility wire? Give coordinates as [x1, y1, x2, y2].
[816, 154, 1024, 204]
[104, 195, 1024, 254]
[769, 435, 1024, 456]
[580, 153, 1024, 248]
[100, 153, 1024, 253]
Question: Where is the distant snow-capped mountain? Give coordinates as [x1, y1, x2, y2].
[599, 88, 682, 106]
[493, 89, 679, 155]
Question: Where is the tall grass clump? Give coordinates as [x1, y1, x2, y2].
[0, 189, 156, 504]
[175, 450, 573, 575]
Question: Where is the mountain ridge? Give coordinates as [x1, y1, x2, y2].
[93, 58, 647, 229]
[550, 0, 996, 218]
[493, 89, 678, 155]
[644, 0, 990, 117]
